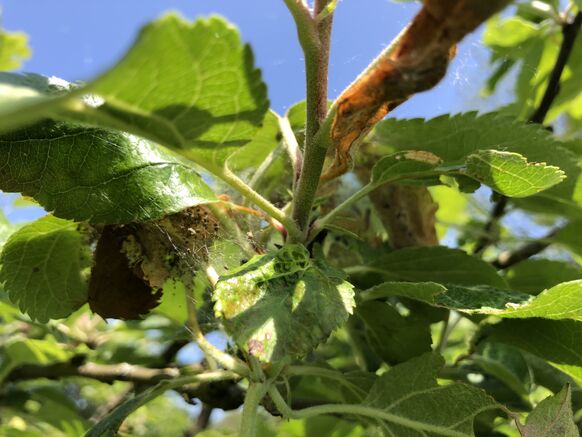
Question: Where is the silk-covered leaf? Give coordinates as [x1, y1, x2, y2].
[0, 120, 216, 224]
[356, 301, 432, 365]
[354, 246, 507, 288]
[0, 215, 91, 322]
[213, 245, 355, 362]
[462, 150, 565, 198]
[0, 29, 31, 71]
[361, 353, 499, 436]
[85, 14, 269, 172]
[88, 226, 162, 320]
[371, 112, 581, 215]
[362, 280, 582, 321]
[519, 385, 578, 437]
[488, 319, 582, 386]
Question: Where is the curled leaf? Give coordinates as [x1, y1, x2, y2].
[323, 0, 513, 181]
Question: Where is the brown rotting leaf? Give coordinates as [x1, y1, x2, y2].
[88, 206, 220, 320]
[322, 0, 512, 181]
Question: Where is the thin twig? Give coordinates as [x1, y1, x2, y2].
[6, 360, 184, 384]
[188, 403, 213, 436]
[492, 227, 561, 269]
[530, 12, 582, 124]
[474, 11, 582, 256]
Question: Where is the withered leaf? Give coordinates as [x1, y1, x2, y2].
[323, 0, 512, 181]
[88, 225, 162, 320]
[88, 206, 220, 320]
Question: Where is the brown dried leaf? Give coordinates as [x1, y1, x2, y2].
[88, 225, 162, 320]
[88, 206, 220, 320]
[323, 0, 512, 181]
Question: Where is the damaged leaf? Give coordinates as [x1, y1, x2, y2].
[213, 245, 355, 362]
[89, 205, 219, 320]
[323, 0, 513, 181]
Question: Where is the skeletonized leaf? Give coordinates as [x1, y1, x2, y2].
[0, 120, 216, 224]
[367, 149, 562, 199]
[0, 215, 90, 322]
[213, 245, 355, 362]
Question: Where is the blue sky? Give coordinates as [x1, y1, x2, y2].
[0, 0, 503, 222]
[2, 0, 497, 116]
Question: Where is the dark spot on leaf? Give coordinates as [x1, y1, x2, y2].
[88, 225, 162, 320]
[247, 339, 264, 356]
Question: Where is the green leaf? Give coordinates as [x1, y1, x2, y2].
[519, 385, 578, 437]
[504, 260, 582, 294]
[0, 215, 90, 322]
[372, 112, 581, 215]
[0, 29, 31, 71]
[86, 14, 269, 172]
[285, 100, 307, 147]
[355, 246, 507, 288]
[463, 150, 565, 198]
[277, 416, 366, 437]
[0, 73, 75, 133]
[370, 151, 442, 186]
[213, 245, 355, 362]
[554, 220, 582, 258]
[0, 335, 76, 382]
[489, 319, 582, 386]
[473, 342, 534, 397]
[362, 353, 499, 436]
[366, 149, 564, 199]
[356, 301, 432, 365]
[0, 120, 216, 223]
[483, 16, 540, 48]
[362, 280, 582, 322]
[227, 111, 292, 198]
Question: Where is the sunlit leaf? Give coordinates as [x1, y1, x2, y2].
[213, 245, 355, 362]
[0, 215, 90, 322]
[0, 120, 216, 223]
[519, 385, 578, 437]
[361, 353, 499, 436]
[363, 280, 582, 321]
